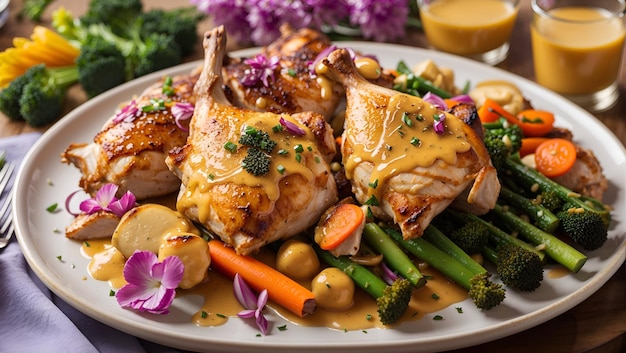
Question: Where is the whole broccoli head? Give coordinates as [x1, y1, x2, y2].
[139, 8, 204, 56]
[448, 220, 489, 255]
[19, 64, 79, 127]
[557, 204, 608, 250]
[80, 0, 143, 36]
[468, 272, 505, 310]
[495, 244, 543, 292]
[0, 67, 42, 121]
[133, 33, 182, 78]
[376, 278, 413, 325]
[76, 34, 127, 98]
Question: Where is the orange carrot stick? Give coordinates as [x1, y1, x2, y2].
[534, 138, 577, 178]
[317, 203, 364, 250]
[208, 239, 316, 317]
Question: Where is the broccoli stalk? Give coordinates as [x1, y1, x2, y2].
[498, 185, 560, 233]
[504, 157, 610, 250]
[443, 208, 547, 263]
[488, 204, 587, 273]
[313, 243, 413, 325]
[363, 223, 427, 288]
[385, 226, 505, 310]
[439, 208, 546, 291]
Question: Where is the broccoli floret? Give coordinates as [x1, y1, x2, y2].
[314, 243, 414, 325]
[138, 8, 205, 56]
[132, 33, 182, 78]
[556, 204, 608, 250]
[485, 244, 543, 292]
[241, 148, 271, 176]
[483, 117, 523, 170]
[19, 64, 79, 127]
[0, 67, 42, 121]
[489, 203, 587, 273]
[80, 0, 143, 36]
[239, 127, 277, 152]
[387, 226, 506, 311]
[376, 278, 414, 325]
[467, 272, 506, 310]
[538, 190, 563, 213]
[447, 220, 489, 255]
[75, 34, 127, 98]
[506, 158, 611, 245]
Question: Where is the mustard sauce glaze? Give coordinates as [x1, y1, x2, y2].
[344, 93, 471, 199]
[176, 113, 322, 224]
[82, 240, 467, 330]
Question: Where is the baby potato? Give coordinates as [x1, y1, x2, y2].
[276, 239, 320, 280]
[311, 267, 354, 311]
[158, 233, 211, 289]
[111, 203, 199, 258]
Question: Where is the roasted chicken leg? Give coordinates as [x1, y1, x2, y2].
[321, 48, 500, 239]
[166, 26, 338, 255]
[61, 69, 200, 200]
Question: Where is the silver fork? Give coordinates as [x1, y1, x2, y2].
[0, 159, 16, 249]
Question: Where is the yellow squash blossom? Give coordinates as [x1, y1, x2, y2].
[0, 26, 79, 88]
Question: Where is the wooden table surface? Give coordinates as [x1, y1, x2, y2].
[1, 0, 624, 352]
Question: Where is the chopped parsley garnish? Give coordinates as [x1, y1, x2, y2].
[46, 203, 58, 213]
[224, 141, 238, 153]
[364, 195, 379, 206]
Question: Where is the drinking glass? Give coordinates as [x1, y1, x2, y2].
[417, 0, 520, 65]
[530, 0, 626, 112]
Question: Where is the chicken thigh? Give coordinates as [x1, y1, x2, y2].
[62, 70, 200, 200]
[166, 26, 338, 255]
[222, 25, 344, 120]
[321, 48, 500, 239]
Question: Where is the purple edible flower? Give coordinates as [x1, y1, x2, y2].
[79, 183, 136, 218]
[346, 0, 409, 42]
[116, 251, 184, 315]
[242, 54, 280, 87]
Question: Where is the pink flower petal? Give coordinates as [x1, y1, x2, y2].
[79, 198, 104, 215]
[158, 256, 185, 289]
[108, 191, 136, 218]
[116, 251, 183, 315]
[123, 251, 159, 285]
[95, 183, 119, 207]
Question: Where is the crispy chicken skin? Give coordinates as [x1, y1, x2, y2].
[322, 48, 500, 239]
[61, 69, 200, 200]
[222, 24, 344, 120]
[166, 26, 338, 255]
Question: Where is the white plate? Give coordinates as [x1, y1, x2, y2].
[13, 42, 626, 353]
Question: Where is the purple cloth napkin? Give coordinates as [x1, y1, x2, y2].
[0, 133, 186, 353]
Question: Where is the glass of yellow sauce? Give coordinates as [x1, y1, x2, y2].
[530, 0, 626, 112]
[416, 0, 520, 65]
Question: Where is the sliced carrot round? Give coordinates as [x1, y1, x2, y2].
[516, 109, 555, 137]
[318, 203, 364, 250]
[519, 137, 551, 157]
[534, 138, 577, 178]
